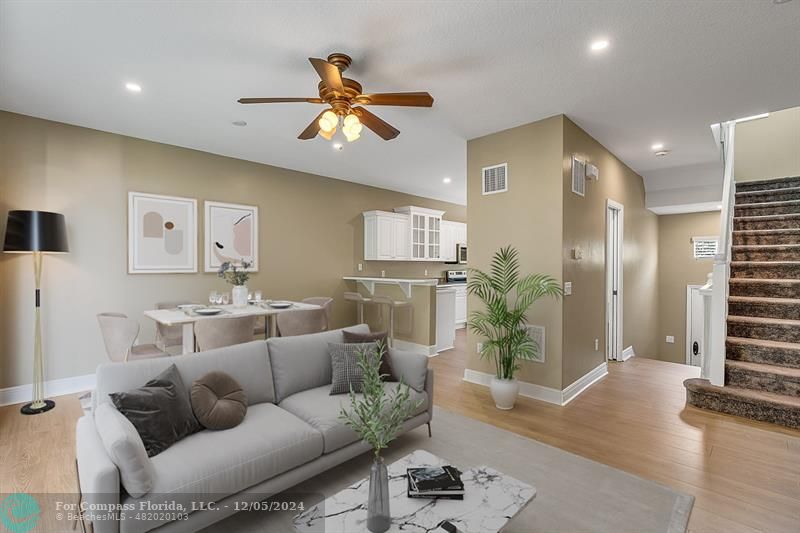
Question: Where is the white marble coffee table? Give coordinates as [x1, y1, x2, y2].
[293, 450, 536, 533]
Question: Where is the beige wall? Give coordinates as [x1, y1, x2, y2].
[0, 111, 465, 389]
[735, 106, 800, 183]
[657, 211, 719, 364]
[466, 116, 565, 389]
[466, 114, 659, 391]
[561, 117, 659, 386]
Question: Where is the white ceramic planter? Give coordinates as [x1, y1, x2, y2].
[490, 378, 520, 410]
[232, 285, 249, 308]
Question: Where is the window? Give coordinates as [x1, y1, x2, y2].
[692, 236, 719, 259]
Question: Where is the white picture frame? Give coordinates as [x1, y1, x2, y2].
[128, 191, 198, 274]
[204, 201, 259, 272]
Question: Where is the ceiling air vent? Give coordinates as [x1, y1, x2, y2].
[571, 156, 586, 197]
[482, 163, 508, 195]
[523, 324, 546, 363]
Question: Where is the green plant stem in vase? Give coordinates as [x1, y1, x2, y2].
[339, 342, 421, 533]
[467, 246, 562, 409]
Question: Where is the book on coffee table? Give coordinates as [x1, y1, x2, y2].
[407, 465, 465, 499]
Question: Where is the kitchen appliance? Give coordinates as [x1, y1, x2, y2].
[445, 270, 467, 284]
[456, 243, 467, 264]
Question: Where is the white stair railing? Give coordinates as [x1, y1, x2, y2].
[705, 120, 736, 386]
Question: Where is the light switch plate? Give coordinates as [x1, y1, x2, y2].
[381, 270, 386, 278]
[594, 338, 599, 351]
[477, 342, 484, 353]
[666, 335, 675, 344]
[564, 282, 573, 296]
[357, 263, 363, 272]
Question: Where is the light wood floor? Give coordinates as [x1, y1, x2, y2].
[429, 330, 800, 533]
[1, 330, 798, 532]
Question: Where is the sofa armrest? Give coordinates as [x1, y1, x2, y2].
[425, 368, 434, 422]
[76, 415, 120, 533]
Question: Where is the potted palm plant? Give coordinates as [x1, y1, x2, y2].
[467, 246, 562, 410]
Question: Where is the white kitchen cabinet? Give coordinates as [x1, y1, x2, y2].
[454, 284, 467, 327]
[441, 221, 467, 263]
[363, 211, 410, 261]
[394, 206, 445, 261]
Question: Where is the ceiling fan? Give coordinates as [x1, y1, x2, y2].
[238, 53, 434, 142]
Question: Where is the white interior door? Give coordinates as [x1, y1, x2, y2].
[606, 200, 624, 361]
[686, 285, 705, 367]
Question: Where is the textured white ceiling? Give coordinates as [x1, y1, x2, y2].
[1, 0, 798, 205]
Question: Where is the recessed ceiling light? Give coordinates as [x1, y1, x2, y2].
[332, 142, 343, 151]
[443, 177, 452, 184]
[232, 120, 247, 127]
[655, 150, 671, 157]
[651, 143, 664, 151]
[590, 39, 610, 52]
[125, 82, 142, 93]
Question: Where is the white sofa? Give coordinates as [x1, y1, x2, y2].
[76, 324, 434, 533]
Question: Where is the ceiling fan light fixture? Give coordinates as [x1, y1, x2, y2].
[344, 130, 361, 143]
[319, 127, 336, 141]
[318, 110, 338, 133]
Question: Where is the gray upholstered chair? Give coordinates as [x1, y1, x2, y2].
[301, 297, 334, 330]
[370, 295, 412, 348]
[97, 313, 168, 362]
[276, 308, 328, 337]
[154, 300, 196, 350]
[194, 315, 257, 351]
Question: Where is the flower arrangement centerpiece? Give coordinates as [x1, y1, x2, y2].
[218, 260, 252, 307]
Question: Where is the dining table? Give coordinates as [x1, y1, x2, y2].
[144, 301, 320, 354]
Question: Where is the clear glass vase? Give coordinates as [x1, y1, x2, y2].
[367, 456, 391, 533]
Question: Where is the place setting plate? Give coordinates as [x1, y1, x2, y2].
[267, 301, 293, 309]
[194, 307, 224, 316]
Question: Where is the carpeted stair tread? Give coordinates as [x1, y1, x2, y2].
[730, 261, 800, 279]
[725, 359, 800, 379]
[735, 199, 800, 209]
[736, 186, 800, 202]
[728, 315, 800, 327]
[735, 176, 800, 192]
[728, 295, 800, 305]
[731, 243, 800, 261]
[685, 378, 800, 408]
[728, 295, 800, 320]
[733, 213, 800, 222]
[726, 336, 800, 368]
[732, 228, 800, 245]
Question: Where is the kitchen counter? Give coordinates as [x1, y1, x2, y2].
[343, 276, 438, 298]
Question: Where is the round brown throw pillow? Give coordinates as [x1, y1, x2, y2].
[191, 371, 247, 430]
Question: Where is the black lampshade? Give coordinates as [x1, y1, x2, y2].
[3, 210, 69, 253]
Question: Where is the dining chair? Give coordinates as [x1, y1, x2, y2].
[276, 308, 328, 337]
[154, 300, 196, 350]
[370, 295, 412, 348]
[194, 315, 257, 351]
[301, 297, 334, 330]
[97, 312, 168, 363]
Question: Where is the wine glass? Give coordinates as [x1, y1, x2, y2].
[221, 293, 229, 306]
[254, 290, 263, 302]
[209, 291, 218, 306]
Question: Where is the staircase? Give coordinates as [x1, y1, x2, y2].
[685, 176, 800, 429]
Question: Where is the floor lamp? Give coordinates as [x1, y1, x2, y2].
[3, 210, 69, 415]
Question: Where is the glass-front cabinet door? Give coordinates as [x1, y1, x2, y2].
[412, 213, 426, 259]
[427, 215, 441, 259]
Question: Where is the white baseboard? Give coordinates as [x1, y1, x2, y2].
[462, 369, 563, 405]
[621, 346, 636, 361]
[463, 362, 608, 407]
[561, 362, 608, 406]
[0, 373, 95, 407]
[393, 339, 438, 357]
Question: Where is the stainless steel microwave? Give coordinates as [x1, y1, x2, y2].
[456, 243, 467, 264]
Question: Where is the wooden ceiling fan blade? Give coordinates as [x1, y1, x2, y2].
[238, 97, 323, 104]
[309, 58, 344, 93]
[352, 107, 400, 140]
[354, 92, 434, 107]
[298, 110, 327, 140]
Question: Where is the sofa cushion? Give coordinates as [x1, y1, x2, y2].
[329, 341, 378, 395]
[94, 403, 154, 498]
[388, 348, 429, 392]
[191, 371, 248, 430]
[120, 402, 323, 533]
[110, 364, 201, 457]
[279, 382, 428, 454]
[95, 340, 274, 409]
[268, 325, 369, 403]
[342, 330, 393, 380]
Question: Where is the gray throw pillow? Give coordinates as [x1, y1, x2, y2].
[342, 330, 394, 381]
[329, 341, 378, 395]
[110, 364, 200, 457]
[191, 371, 248, 430]
[388, 348, 429, 392]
